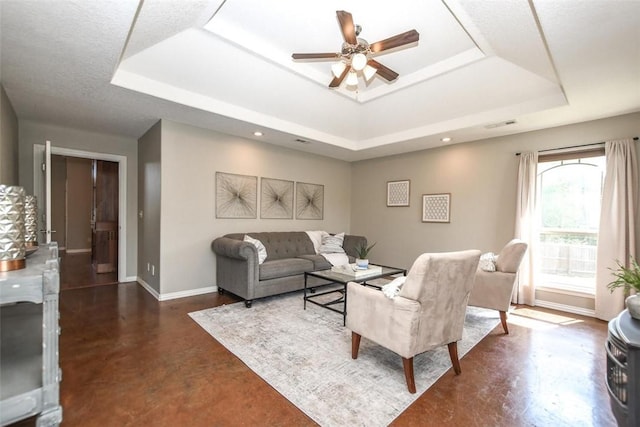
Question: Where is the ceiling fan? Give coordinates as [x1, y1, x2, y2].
[292, 10, 419, 88]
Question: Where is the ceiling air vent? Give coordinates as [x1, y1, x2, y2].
[485, 119, 517, 129]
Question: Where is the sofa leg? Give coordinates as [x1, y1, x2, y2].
[351, 332, 361, 359]
[499, 310, 509, 334]
[402, 357, 416, 394]
[244, 300, 252, 308]
[447, 342, 461, 375]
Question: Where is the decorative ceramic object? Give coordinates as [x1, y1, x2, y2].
[0, 185, 26, 271]
[627, 295, 640, 320]
[24, 195, 38, 247]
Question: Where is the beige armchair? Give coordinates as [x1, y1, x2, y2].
[345, 250, 481, 393]
[468, 239, 528, 334]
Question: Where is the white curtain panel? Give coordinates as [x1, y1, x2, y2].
[514, 152, 538, 306]
[595, 139, 638, 321]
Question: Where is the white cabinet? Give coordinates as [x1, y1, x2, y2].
[0, 243, 62, 426]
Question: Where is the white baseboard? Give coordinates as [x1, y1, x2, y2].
[136, 278, 217, 301]
[157, 286, 217, 301]
[137, 277, 160, 300]
[125, 276, 137, 282]
[534, 299, 596, 318]
[65, 248, 91, 254]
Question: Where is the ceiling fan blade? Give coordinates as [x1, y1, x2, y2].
[369, 29, 419, 53]
[336, 10, 357, 45]
[329, 65, 350, 88]
[367, 59, 398, 81]
[292, 53, 340, 60]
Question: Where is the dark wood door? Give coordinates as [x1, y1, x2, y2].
[92, 160, 119, 273]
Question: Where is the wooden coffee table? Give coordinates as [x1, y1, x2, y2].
[303, 265, 406, 325]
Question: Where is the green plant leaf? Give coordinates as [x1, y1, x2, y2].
[607, 256, 640, 294]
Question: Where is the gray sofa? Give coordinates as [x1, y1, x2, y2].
[211, 231, 367, 307]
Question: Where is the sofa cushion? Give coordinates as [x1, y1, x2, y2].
[298, 254, 332, 270]
[259, 258, 315, 280]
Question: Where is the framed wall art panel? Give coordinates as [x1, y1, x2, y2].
[387, 180, 410, 207]
[260, 178, 294, 219]
[295, 182, 324, 220]
[215, 172, 257, 219]
[422, 193, 450, 223]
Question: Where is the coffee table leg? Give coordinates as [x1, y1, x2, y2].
[343, 282, 347, 326]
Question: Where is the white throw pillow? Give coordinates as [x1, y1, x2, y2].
[479, 252, 497, 272]
[244, 235, 267, 264]
[318, 232, 346, 254]
[305, 230, 328, 254]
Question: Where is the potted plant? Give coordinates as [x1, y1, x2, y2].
[354, 242, 376, 270]
[607, 256, 640, 320]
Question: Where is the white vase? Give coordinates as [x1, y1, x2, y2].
[355, 258, 369, 270]
[626, 294, 640, 320]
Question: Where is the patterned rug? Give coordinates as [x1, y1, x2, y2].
[189, 287, 499, 426]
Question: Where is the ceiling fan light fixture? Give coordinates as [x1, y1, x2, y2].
[345, 70, 358, 87]
[351, 53, 368, 71]
[331, 62, 347, 79]
[363, 64, 377, 81]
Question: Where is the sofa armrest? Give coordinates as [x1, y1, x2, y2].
[211, 237, 259, 300]
[211, 237, 256, 260]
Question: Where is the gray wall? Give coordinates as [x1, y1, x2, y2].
[138, 121, 161, 293]
[156, 120, 352, 296]
[18, 120, 138, 279]
[351, 112, 640, 310]
[0, 84, 19, 185]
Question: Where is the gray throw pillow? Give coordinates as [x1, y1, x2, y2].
[318, 232, 346, 254]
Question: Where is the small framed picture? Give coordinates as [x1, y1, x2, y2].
[422, 193, 450, 223]
[387, 180, 410, 207]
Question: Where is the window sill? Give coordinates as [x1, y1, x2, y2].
[536, 284, 595, 298]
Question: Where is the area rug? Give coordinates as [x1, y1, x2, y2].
[189, 287, 499, 426]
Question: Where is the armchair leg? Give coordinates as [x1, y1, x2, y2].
[499, 310, 509, 334]
[447, 342, 462, 375]
[402, 357, 416, 394]
[351, 332, 361, 359]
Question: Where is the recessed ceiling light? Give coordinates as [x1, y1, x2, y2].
[253, 131, 263, 137]
[441, 137, 452, 142]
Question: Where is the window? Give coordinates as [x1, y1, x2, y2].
[537, 150, 605, 294]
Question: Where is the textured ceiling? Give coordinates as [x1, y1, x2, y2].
[1, 0, 639, 161]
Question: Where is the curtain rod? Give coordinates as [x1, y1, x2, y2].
[515, 136, 638, 156]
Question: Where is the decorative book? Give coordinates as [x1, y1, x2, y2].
[330, 263, 383, 277]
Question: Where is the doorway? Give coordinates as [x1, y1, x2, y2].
[33, 144, 128, 284]
[51, 155, 119, 290]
